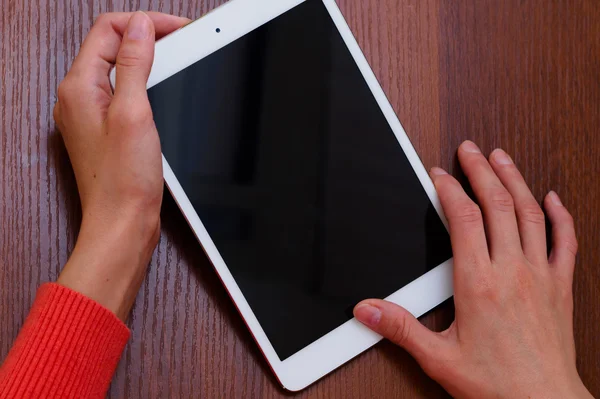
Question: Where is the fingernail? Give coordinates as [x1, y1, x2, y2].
[549, 191, 563, 206]
[430, 167, 448, 176]
[354, 304, 381, 327]
[127, 11, 151, 40]
[461, 140, 481, 153]
[492, 149, 513, 165]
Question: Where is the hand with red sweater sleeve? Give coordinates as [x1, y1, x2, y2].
[0, 12, 189, 398]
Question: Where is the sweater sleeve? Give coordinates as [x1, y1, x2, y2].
[0, 283, 130, 399]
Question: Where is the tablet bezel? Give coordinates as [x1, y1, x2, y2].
[110, 0, 454, 391]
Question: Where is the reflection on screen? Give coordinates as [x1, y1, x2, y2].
[148, 0, 452, 360]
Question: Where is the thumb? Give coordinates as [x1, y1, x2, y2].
[354, 299, 447, 367]
[114, 11, 155, 101]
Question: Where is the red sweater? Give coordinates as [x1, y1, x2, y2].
[0, 283, 129, 398]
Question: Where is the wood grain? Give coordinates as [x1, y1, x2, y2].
[1, 0, 599, 397]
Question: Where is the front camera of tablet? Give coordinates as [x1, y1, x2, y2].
[216, 28, 221, 33]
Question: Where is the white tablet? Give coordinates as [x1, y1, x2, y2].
[110, 0, 454, 391]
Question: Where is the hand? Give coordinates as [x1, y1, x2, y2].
[354, 141, 593, 399]
[53, 12, 189, 320]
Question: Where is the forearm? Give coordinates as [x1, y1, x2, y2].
[57, 210, 159, 321]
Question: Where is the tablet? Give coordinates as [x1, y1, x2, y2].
[110, 0, 454, 391]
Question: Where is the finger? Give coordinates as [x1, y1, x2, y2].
[70, 12, 189, 78]
[113, 12, 155, 102]
[354, 300, 450, 372]
[544, 191, 578, 284]
[430, 167, 490, 279]
[59, 13, 187, 130]
[141, 12, 190, 39]
[489, 149, 547, 264]
[458, 141, 522, 260]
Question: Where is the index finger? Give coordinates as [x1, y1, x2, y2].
[70, 12, 190, 80]
[430, 168, 491, 289]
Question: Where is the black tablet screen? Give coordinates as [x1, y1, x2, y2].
[148, 0, 452, 360]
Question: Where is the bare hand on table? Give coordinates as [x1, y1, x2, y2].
[354, 141, 593, 399]
[53, 12, 189, 320]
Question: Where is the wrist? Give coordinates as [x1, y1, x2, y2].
[58, 208, 160, 320]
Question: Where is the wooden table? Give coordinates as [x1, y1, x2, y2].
[1, 0, 599, 397]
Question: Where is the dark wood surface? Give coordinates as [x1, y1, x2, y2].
[1, 0, 599, 397]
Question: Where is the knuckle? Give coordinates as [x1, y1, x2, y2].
[452, 202, 483, 225]
[564, 238, 579, 257]
[389, 315, 411, 346]
[514, 264, 534, 297]
[56, 78, 78, 105]
[558, 209, 575, 233]
[94, 13, 113, 27]
[519, 202, 546, 225]
[562, 211, 576, 227]
[488, 188, 514, 213]
[117, 45, 144, 68]
[117, 52, 142, 68]
[109, 105, 152, 130]
[471, 277, 499, 302]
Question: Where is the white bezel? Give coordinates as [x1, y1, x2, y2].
[110, 0, 454, 391]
